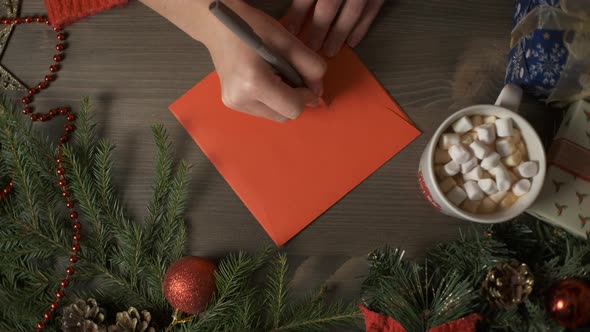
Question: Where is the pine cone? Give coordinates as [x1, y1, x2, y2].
[482, 259, 534, 309]
[61, 298, 107, 332]
[108, 307, 156, 332]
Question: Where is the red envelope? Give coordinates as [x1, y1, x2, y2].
[169, 46, 420, 245]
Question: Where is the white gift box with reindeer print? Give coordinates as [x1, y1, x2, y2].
[528, 100, 590, 238]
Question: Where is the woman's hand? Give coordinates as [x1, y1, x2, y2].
[284, 0, 385, 56]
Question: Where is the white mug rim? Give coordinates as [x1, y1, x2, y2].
[427, 105, 547, 223]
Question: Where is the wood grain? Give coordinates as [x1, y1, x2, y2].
[3, 0, 561, 318]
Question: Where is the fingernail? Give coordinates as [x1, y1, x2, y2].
[347, 35, 360, 48]
[325, 43, 339, 57]
[306, 98, 321, 108]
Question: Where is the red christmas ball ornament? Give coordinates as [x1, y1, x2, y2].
[545, 278, 590, 328]
[163, 256, 217, 314]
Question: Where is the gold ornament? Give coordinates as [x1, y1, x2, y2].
[482, 259, 534, 308]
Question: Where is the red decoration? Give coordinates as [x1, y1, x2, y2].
[163, 256, 217, 314]
[545, 278, 590, 328]
[360, 306, 481, 332]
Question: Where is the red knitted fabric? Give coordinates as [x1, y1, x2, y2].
[44, 0, 127, 28]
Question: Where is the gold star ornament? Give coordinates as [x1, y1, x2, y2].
[0, 0, 25, 91]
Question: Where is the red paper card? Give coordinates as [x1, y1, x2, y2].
[169, 46, 420, 245]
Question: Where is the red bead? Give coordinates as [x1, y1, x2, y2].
[1, 19, 9, 24]
[70, 211, 78, 219]
[9, 182, 13, 187]
[59, 107, 69, 115]
[36, 322, 44, 329]
[49, 109, 58, 118]
[66, 266, 75, 275]
[66, 201, 74, 209]
[37, 82, 48, 90]
[45, 74, 55, 82]
[56, 290, 64, 298]
[56, 33, 65, 41]
[43, 311, 52, 320]
[73, 233, 80, 241]
[28, 88, 37, 95]
[39, 115, 48, 122]
[69, 255, 78, 263]
[53, 26, 61, 32]
[22, 107, 32, 115]
[62, 190, 70, 197]
[25, 16, 33, 23]
[65, 124, 75, 132]
[66, 114, 76, 121]
[59, 135, 69, 143]
[3, 189, 8, 195]
[72, 243, 80, 252]
[14, 17, 22, 24]
[56, 43, 65, 51]
[45, 19, 51, 25]
[22, 96, 31, 104]
[73, 222, 81, 230]
[35, 16, 44, 23]
[49, 65, 58, 72]
[50, 302, 59, 310]
[56, 167, 65, 175]
[59, 179, 67, 186]
[53, 54, 63, 62]
[30, 114, 38, 121]
[60, 279, 69, 288]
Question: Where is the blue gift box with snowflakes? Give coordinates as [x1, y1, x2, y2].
[505, 0, 590, 104]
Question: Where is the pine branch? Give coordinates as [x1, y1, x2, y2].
[427, 271, 477, 329]
[266, 253, 289, 329]
[272, 301, 361, 332]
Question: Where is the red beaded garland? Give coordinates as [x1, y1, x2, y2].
[0, 15, 80, 331]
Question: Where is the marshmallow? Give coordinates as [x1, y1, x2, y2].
[439, 177, 457, 193]
[461, 132, 478, 146]
[470, 141, 490, 160]
[478, 178, 498, 195]
[518, 161, 539, 178]
[495, 118, 514, 137]
[439, 133, 461, 150]
[479, 197, 497, 214]
[464, 180, 485, 200]
[434, 148, 452, 164]
[447, 186, 467, 206]
[463, 166, 483, 181]
[461, 199, 481, 214]
[499, 192, 518, 209]
[443, 160, 460, 177]
[471, 115, 483, 127]
[481, 152, 501, 170]
[512, 179, 531, 196]
[494, 166, 513, 192]
[449, 145, 471, 164]
[496, 139, 516, 157]
[502, 150, 523, 167]
[489, 191, 508, 204]
[460, 157, 478, 174]
[475, 124, 496, 145]
[483, 115, 497, 124]
[452, 116, 474, 134]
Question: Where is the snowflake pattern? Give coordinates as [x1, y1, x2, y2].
[506, 41, 526, 83]
[529, 42, 567, 88]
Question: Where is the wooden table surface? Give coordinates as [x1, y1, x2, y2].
[5, 0, 559, 308]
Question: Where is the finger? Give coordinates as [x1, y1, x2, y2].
[307, 0, 343, 51]
[284, 0, 316, 35]
[257, 74, 318, 119]
[322, 0, 366, 57]
[239, 101, 291, 123]
[346, 0, 384, 47]
[267, 31, 327, 96]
